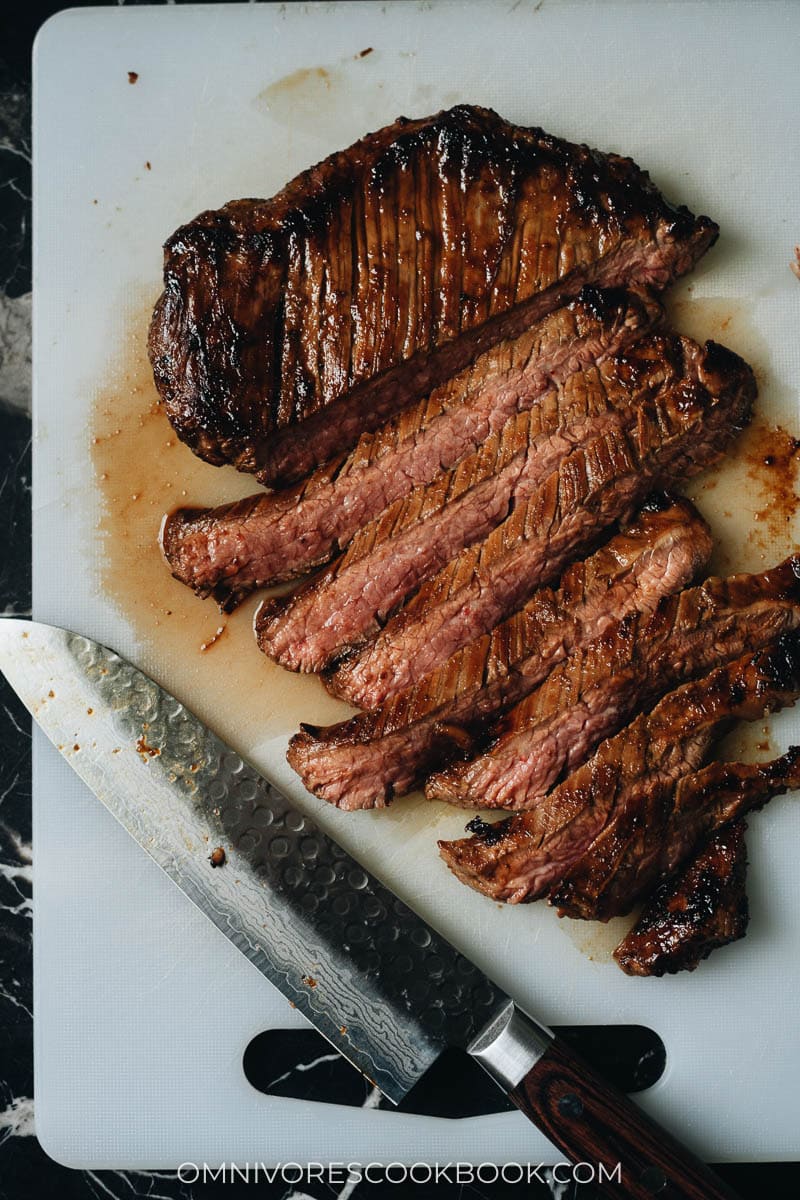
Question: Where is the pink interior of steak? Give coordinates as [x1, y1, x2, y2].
[147, 109, 794, 974]
[427, 555, 800, 812]
[286, 499, 711, 810]
[161, 288, 660, 604]
[253, 228, 709, 484]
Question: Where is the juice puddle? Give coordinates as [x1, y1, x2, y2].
[557, 913, 638, 965]
[94, 289, 800, 968]
[91, 299, 354, 763]
[664, 293, 800, 575]
[561, 295, 800, 965]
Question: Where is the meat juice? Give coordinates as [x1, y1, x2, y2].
[91, 298, 355, 764]
[93, 291, 800, 964]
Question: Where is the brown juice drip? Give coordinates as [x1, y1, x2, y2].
[558, 912, 639, 965]
[668, 294, 800, 576]
[743, 422, 800, 531]
[91, 298, 354, 762]
[94, 289, 800, 966]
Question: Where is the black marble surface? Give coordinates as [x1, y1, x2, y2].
[0, 4, 796, 1198]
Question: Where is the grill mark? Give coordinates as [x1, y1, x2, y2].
[612, 822, 749, 977]
[329, 343, 753, 696]
[554, 750, 800, 923]
[438, 638, 800, 906]
[429, 558, 800, 811]
[151, 104, 733, 482]
[286, 501, 711, 809]
[355, 176, 371, 380]
[278, 231, 300, 426]
[164, 289, 663, 605]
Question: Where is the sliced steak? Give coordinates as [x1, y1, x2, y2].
[318, 340, 754, 695]
[551, 748, 800, 922]
[161, 288, 659, 608]
[328, 493, 710, 708]
[256, 332, 705, 671]
[287, 498, 711, 809]
[428, 555, 800, 810]
[149, 105, 717, 485]
[438, 635, 800, 904]
[612, 822, 750, 977]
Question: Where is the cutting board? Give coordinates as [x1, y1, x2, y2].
[32, 0, 800, 1168]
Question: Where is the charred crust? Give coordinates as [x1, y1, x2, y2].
[574, 284, 627, 321]
[464, 816, 507, 845]
[613, 823, 749, 976]
[638, 490, 674, 514]
[296, 723, 321, 738]
[763, 630, 800, 691]
[431, 720, 476, 759]
[253, 597, 280, 637]
[768, 745, 800, 780]
[149, 104, 718, 473]
[700, 339, 745, 378]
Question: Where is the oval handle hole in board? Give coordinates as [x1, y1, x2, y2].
[242, 1024, 666, 1116]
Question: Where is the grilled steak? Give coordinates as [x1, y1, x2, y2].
[438, 635, 800, 904]
[314, 340, 754, 693]
[428, 555, 800, 810]
[552, 749, 800, 922]
[287, 498, 711, 809]
[257, 331, 708, 672]
[612, 822, 750, 977]
[149, 105, 717, 485]
[161, 288, 659, 608]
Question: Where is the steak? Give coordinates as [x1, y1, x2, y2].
[161, 288, 659, 608]
[428, 555, 800, 810]
[438, 635, 800, 904]
[256, 331, 704, 672]
[315, 340, 754, 695]
[612, 822, 750, 977]
[149, 105, 717, 485]
[286, 498, 711, 809]
[551, 750, 800, 921]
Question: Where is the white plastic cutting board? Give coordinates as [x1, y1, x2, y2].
[33, 0, 800, 1169]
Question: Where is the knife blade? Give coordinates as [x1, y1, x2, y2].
[0, 619, 742, 1200]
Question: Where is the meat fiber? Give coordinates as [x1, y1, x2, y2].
[256, 332, 717, 672]
[286, 498, 711, 809]
[551, 753, 800, 921]
[311, 340, 754, 692]
[428, 555, 800, 810]
[161, 288, 659, 608]
[149, 105, 717, 485]
[612, 822, 750, 977]
[438, 634, 800, 904]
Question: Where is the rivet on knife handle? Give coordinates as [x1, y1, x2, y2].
[469, 1005, 742, 1200]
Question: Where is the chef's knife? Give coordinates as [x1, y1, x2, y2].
[0, 619, 741, 1200]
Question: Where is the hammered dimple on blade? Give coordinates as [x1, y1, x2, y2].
[0, 620, 510, 1102]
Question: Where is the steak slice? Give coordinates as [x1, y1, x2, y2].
[437, 635, 800, 904]
[161, 288, 659, 608]
[318, 341, 754, 696]
[149, 105, 717, 485]
[256, 331, 702, 672]
[612, 822, 750, 977]
[286, 498, 711, 809]
[551, 749, 800, 922]
[428, 555, 800, 810]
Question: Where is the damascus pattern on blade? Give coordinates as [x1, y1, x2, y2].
[10, 622, 509, 1102]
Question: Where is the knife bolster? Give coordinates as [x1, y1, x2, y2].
[467, 1001, 554, 1090]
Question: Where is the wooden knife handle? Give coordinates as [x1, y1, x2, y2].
[509, 1036, 741, 1200]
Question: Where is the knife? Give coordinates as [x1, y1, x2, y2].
[0, 619, 741, 1200]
